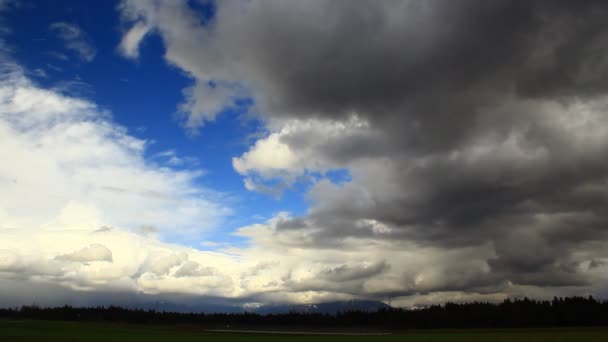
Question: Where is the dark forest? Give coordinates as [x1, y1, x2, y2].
[2, 296, 607, 330]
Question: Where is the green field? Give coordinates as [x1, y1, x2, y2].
[2, 320, 608, 341]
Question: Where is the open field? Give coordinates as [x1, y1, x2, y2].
[2, 320, 608, 341]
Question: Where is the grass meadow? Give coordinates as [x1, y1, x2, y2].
[2, 319, 608, 341]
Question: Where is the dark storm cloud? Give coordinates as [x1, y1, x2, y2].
[213, 0, 608, 288]
[214, 0, 608, 157]
[219, 1, 608, 107]
[319, 261, 389, 282]
[283, 261, 391, 295]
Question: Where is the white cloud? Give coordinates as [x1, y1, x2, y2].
[233, 133, 298, 175]
[118, 21, 152, 59]
[117, 0, 245, 132]
[177, 81, 245, 133]
[232, 116, 372, 194]
[0, 61, 245, 299]
[0, 62, 228, 240]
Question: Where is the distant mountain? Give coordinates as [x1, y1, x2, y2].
[252, 299, 392, 315]
[71, 294, 393, 314]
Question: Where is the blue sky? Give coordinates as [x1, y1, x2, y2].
[4, 0, 314, 247]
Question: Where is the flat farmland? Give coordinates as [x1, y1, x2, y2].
[2, 320, 608, 341]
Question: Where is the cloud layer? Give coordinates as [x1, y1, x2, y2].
[2, 0, 608, 309]
[113, 0, 608, 305]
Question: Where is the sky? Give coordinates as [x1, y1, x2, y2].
[2, 0, 608, 309]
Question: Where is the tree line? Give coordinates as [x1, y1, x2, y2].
[1, 296, 607, 329]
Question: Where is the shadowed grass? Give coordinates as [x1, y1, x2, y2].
[2, 320, 608, 341]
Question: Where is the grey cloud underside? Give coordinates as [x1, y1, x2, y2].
[0, 279, 245, 312]
[118, 0, 608, 300]
[219, 2, 602, 100]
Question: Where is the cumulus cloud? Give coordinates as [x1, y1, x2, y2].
[117, 0, 240, 130]
[49, 22, 96, 62]
[0, 60, 241, 301]
[113, 0, 608, 305]
[177, 81, 245, 134]
[0, 63, 229, 240]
